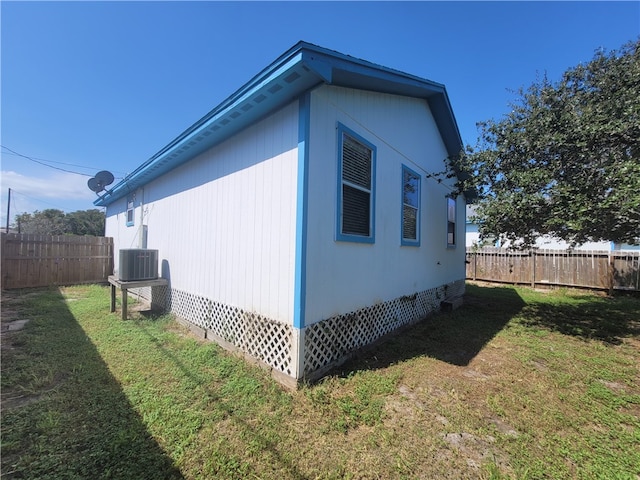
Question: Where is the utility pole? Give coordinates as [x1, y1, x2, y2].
[5, 187, 10, 233]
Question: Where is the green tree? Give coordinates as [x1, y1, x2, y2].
[65, 209, 105, 236]
[13, 209, 105, 236]
[456, 39, 640, 248]
[15, 209, 67, 235]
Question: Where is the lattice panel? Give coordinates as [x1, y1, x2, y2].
[303, 281, 465, 376]
[150, 285, 169, 311]
[130, 279, 466, 382]
[128, 286, 151, 301]
[169, 289, 212, 328]
[127, 286, 169, 312]
[167, 288, 294, 376]
[243, 313, 294, 376]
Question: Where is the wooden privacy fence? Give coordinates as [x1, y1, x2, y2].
[466, 247, 640, 292]
[1, 233, 113, 289]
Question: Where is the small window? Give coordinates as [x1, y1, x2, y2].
[126, 194, 135, 227]
[447, 197, 456, 247]
[336, 124, 376, 243]
[401, 165, 420, 246]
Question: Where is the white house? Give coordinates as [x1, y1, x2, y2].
[95, 42, 470, 387]
[466, 205, 640, 251]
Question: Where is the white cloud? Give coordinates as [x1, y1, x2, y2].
[0, 171, 100, 226]
[1, 170, 95, 200]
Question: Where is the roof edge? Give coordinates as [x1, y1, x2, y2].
[96, 41, 464, 207]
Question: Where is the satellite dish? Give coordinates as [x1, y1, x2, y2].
[87, 170, 115, 194]
[88, 177, 101, 192]
[95, 170, 115, 187]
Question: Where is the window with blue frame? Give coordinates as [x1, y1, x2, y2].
[401, 165, 420, 246]
[337, 124, 376, 243]
[126, 194, 135, 227]
[447, 197, 456, 247]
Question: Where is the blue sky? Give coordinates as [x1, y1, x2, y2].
[1, 1, 638, 226]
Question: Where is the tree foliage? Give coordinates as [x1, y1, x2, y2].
[456, 39, 640, 248]
[14, 209, 105, 236]
[64, 209, 106, 236]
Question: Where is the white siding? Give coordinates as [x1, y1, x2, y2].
[304, 86, 466, 325]
[105, 101, 299, 324]
[106, 195, 145, 268]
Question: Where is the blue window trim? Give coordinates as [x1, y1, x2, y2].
[446, 196, 456, 248]
[335, 122, 376, 244]
[401, 164, 421, 247]
[126, 194, 135, 227]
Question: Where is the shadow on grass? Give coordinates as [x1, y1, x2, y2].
[0, 288, 183, 480]
[133, 318, 310, 480]
[334, 284, 526, 374]
[520, 293, 640, 345]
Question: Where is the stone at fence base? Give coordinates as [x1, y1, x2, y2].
[5, 319, 30, 331]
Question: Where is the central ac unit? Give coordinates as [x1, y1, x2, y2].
[119, 249, 159, 281]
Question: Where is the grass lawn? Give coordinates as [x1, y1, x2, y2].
[1, 283, 639, 479]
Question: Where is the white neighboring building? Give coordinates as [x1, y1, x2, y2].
[96, 42, 470, 386]
[466, 205, 639, 251]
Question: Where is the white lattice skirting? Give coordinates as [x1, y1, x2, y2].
[303, 279, 465, 379]
[127, 279, 465, 384]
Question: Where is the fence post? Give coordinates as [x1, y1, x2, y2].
[473, 252, 477, 281]
[1, 233, 5, 287]
[531, 250, 536, 288]
[608, 252, 615, 296]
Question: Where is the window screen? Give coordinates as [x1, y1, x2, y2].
[126, 195, 134, 227]
[447, 197, 456, 246]
[338, 128, 375, 241]
[402, 166, 420, 245]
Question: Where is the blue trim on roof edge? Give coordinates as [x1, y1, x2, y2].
[95, 41, 464, 207]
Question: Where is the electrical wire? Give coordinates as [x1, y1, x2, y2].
[8, 189, 73, 212]
[3, 150, 98, 172]
[317, 91, 458, 192]
[1, 145, 92, 177]
[1, 145, 124, 178]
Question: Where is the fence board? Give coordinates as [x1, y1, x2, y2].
[466, 247, 640, 292]
[1, 233, 114, 289]
[613, 252, 640, 291]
